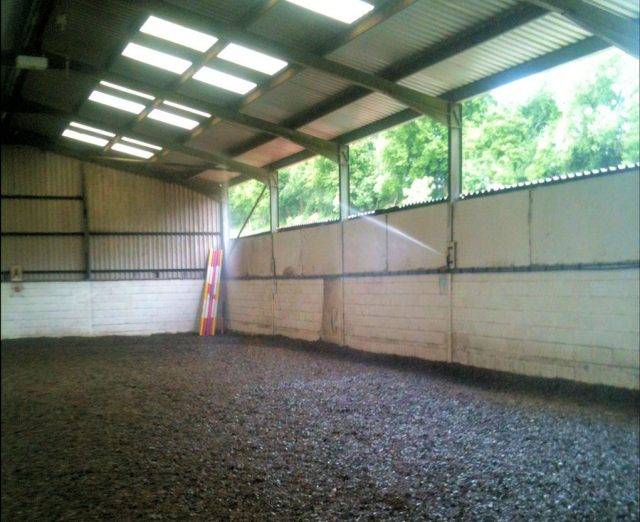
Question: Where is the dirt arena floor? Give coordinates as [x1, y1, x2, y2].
[1, 333, 638, 520]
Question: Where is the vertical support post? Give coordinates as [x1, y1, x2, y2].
[268, 175, 278, 334]
[80, 163, 91, 281]
[338, 145, 349, 347]
[446, 102, 462, 364]
[447, 102, 462, 265]
[448, 102, 462, 206]
[219, 185, 230, 334]
[338, 145, 350, 220]
[269, 174, 278, 233]
[220, 185, 231, 253]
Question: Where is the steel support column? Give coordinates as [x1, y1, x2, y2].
[339, 145, 350, 221]
[269, 176, 278, 233]
[448, 103, 462, 203]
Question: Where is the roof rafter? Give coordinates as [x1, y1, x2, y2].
[193, 0, 418, 148]
[526, 0, 639, 57]
[224, 2, 548, 161]
[137, 0, 449, 123]
[228, 35, 612, 186]
[22, 53, 338, 162]
[6, 98, 274, 184]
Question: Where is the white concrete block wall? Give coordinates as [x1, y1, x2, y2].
[452, 270, 640, 389]
[90, 280, 202, 336]
[1, 282, 92, 338]
[1, 280, 204, 339]
[344, 275, 449, 360]
[225, 280, 274, 335]
[274, 279, 323, 341]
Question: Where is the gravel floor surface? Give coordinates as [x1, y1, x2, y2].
[1, 333, 638, 521]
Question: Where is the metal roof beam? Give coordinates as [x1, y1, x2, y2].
[225, 2, 547, 159]
[6, 99, 275, 184]
[230, 35, 613, 182]
[445, 36, 610, 102]
[24, 53, 338, 162]
[139, 0, 448, 123]
[526, 0, 639, 57]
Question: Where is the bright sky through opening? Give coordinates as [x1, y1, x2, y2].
[218, 43, 288, 75]
[88, 90, 146, 114]
[122, 43, 192, 74]
[111, 142, 155, 159]
[121, 136, 163, 151]
[99, 81, 155, 100]
[193, 66, 257, 94]
[285, 0, 374, 24]
[62, 129, 109, 147]
[147, 109, 200, 130]
[139, 16, 218, 52]
[162, 100, 211, 118]
[69, 122, 115, 137]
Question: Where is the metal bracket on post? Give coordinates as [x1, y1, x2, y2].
[339, 145, 350, 221]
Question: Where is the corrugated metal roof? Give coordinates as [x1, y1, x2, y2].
[399, 13, 591, 95]
[299, 93, 407, 140]
[6, 0, 636, 178]
[242, 69, 353, 123]
[584, 0, 639, 18]
[327, 0, 517, 74]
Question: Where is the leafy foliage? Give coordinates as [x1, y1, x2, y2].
[349, 117, 448, 213]
[228, 179, 269, 237]
[278, 156, 339, 227]
[463, 53, 639, 193]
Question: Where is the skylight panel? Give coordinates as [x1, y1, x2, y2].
[62, 129, 109, 147]
[111, 142, 155, 159]
[99, 80, 155, 100]
[139, 15, 218, 53]
[147, 109, 200, 130]
[192, 66, 257, 94]
[285, 0, 374, 23]
[122, 43, 192, 74]
[121, 136, 163, 151]
[88, 90, 146, 114]
[162, 100, 211, 118]
[69, 121, 115, 137]
[218, 43, 287, 75]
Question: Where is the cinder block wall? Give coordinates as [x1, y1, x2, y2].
[1, 280, 203, 338]
[225, 170, 640, 389]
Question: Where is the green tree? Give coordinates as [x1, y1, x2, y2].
[278, 156, 339, 227]
[349, 116, 448, 213]
[228, 179, 270, 236]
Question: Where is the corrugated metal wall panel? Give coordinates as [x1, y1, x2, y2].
[86, 163, 219, 232]
[1, 146, 81, 196]
[2, 146, 220, 281]
[90, 235, 220, 271]
[1, 236, 84, 271]
[2, 200, 83, 232]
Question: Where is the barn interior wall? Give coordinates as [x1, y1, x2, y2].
[1, 146, 220, 338]
[225, 170, 640, 389]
